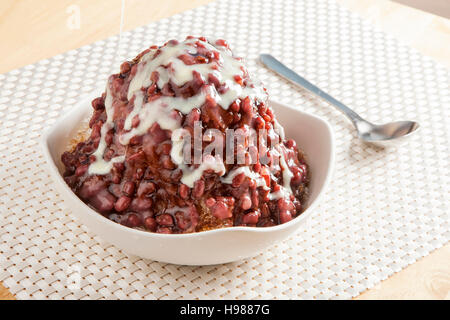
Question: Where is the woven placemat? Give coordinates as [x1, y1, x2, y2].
[0, 0, 448, 299]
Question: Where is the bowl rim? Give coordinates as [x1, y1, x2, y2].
[41, 97, 335, 239]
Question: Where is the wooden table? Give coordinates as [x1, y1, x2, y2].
[0, 0, 448, 300]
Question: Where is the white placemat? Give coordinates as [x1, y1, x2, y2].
[0, 0, 448, 299]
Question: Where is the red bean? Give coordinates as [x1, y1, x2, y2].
[241, 97, 252, 114]
[122, 181, 135, 196]
[242, 211, 260, 224]
[156, 214, 174, 226]
[137, 181, 156, 197]
[113, 77, 124, 91]
[179, 184, 190, 199]
[161, 143, 172, 155]
[75, 164, 88, 177]
[130, 197, 153, 212]
[232, 172, 245, 188]
[215, 39, 229, 48]
[114, 196, 131, 212]
[279, 210, 293, 224]
[205, 197, 216, 207]
[131, 115, 140, 128]
[105, 130, 114, 146]
[254, 116, 265, 130]
[129, 135, 143, 146]
[149, 123, 168, 143]
[210, 197, 234, 219]
[161, 155, 175, 169]
[91, 97, 104, 110]
[251, 189, 259, 208]
[88, 190, 116, 213]
[120, 61, 131, 74]
[192, 180, 205, 199]
[286, 139, 297, 149]
[144, 217, 157, 231]
[127, 213, 142, 227]
[113, 162, 125, 172]
[175, 211, 190, 230]
[234, 75, 243, 85]
[185, 108, 201, 127]
[156, 227, 172, 234]
[79, 177, 107, 199]
[230, 101, 240, 112]
[240, 194, 252, 210]
[111, 172, 121, 184]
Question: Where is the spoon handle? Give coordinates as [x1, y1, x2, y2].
[260, 54, 364, 125]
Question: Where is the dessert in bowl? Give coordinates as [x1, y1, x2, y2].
[42, 37, 334, 265]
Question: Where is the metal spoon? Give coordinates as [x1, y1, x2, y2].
[260, 54, 420, 145]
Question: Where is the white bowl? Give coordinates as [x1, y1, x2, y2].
[41, 92, 334, 265]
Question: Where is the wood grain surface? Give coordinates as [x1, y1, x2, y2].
[0, 0, 448, 300]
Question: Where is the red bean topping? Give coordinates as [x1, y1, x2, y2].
[90, 122, 102, 139]
[242, 211, 260, 225]
[210, 197, 234, 219]
[279, 210, 293, 224]
[130, 197, 153, 212]
[144, 217, 157, 231]
[122, 181, 135, 196]
[286, 139, 296, 149]
[149, 123, 168, 143]
[120, 61, 131, 74]
[262, 114, 272, 122]
[185, 108, 201, 127]
[171, 169, 183, 182]
[113, 78, 123, 91]
[131, 115, 140, 128]
[156, 213, 174, 226]
[230, 101, 240, 112]
[114, 196, 131, 212]
[241, 97, 252, 114]
[105, 130, 114, 146]
[111, 172, 121, 184]
[75, 164, 88, 177]
[62, 36, 310, 234]
[240, 194, 252, 210]
[137, 181, 156, 197]
[79, 176, 107, 199]
[179, 184, 190, 199]
[156, 227, 172, 234]
[215, 39, 229, 48]
[88, 190, 116, 213]
[127, 213, 142, 227]
[91, 97, 104, 110]
[231, 173, 245, 188]
[255, 117, 265, 130]
[192, 180, 205, 199]
[147, 83, 157, 95]
[161, 155, 175, 170]
[129, 135, 143, 146]
[234, 75, 243, 85]
[175, 211, 190, 230]
[109, 184, 122, 198]
[205, 197, 216, 207]
[251, 189, 259, 208]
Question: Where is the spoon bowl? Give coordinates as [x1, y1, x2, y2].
[356, 120, 420, 145]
